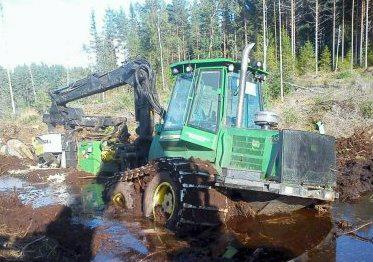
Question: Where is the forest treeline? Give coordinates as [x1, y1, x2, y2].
[0, 0, 372, 116]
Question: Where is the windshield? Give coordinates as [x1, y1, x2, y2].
[226, 72, 261, 128]
[188, 70, 221, 133]
[164, 73, 194, 130]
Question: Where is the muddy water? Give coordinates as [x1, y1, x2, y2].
[0, 174, 372, 261]
[0, 174, 73, 208]
[332, 195, 373, 261]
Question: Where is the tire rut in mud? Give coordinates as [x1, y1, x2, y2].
[107, 157, 256, 229]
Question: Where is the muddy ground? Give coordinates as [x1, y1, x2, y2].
[0, 168, 336, 261]
[336, 126, 373, 201]
[0, 128, 372, 261]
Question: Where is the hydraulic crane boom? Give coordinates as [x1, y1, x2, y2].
[44, 58, 164, 141]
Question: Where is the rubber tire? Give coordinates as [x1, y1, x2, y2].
[143, 172, 181, 229]
[108, 181, 136, 210]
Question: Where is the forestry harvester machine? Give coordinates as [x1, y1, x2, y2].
[35, 44, 337, 227]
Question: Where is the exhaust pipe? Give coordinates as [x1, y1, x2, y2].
[236, 43, 255, 128]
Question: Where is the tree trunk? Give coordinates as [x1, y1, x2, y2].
[244, 11, 248, 45]
[223, 31, 227, 58]
[234, 32, 238, 60]
[351, 0, 355, 71]
[66, 67, 70, 85]
[196, 26, 200, 59]
[359, 0, 364, 66]
[335, 25, 341, 71]
[263, 0, 267, 70]
[278, 0, 284, 102]
[157, 14, 166, 90]
[355, 30, 358, 63]
[274, 1, 278, 60]
[6, 68, 16, 114]
[28, 64, 37, 102]
[208, 15, 214, 58]
[291, 0, 296, 58]
[177, 43, 181, 61]
[332, 0, 336, 69]
[177, 28, 181, 61]
[342, 0, 345, 62]
[365, 0, 369, 69]
[182, 35, 186, 60]
[315, 0, 319, 74]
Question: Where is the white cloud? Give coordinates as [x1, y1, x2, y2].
[0, 0, 135, 68]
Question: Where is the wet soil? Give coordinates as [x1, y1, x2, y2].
[0, 162, 372, 261]
[336, 126, 373, 201]
[0, 126, 372, 261]
[0, 155, 30, 175]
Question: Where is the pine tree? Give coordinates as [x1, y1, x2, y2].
[281, 28, 294, 77]
[297, 41, 315, 75]
[339, 49, 352, 71]
[167, 0, 190, 60]
[102, 9, 119, 70]
[126, 3, 141, 58]
[264, 38, 282, 100]
[319, 46, 332, 72]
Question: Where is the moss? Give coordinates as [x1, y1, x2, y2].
[360, 101, 373, 119]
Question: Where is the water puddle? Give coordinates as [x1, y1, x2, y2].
[1, 172, 372, 261]
[72, 216, 149, 260]
[0, 174, 74, 208]
[333, 195, 373, 261]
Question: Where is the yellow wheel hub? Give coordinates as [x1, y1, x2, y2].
[101, 149, 115, 162]
[153, 182, 175, 219]
[112, 192, 125, 207]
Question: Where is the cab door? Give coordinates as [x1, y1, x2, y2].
[180, 68, 224, 150]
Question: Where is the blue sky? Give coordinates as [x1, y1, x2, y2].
[0, 0, 137, 68]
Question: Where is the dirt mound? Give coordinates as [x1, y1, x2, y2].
[0, 192, 93, 261]
[0, 193, 65, 235]
[0, 155, 31, 175]
[336, 126, 373, 201]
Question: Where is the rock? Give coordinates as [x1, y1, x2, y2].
[0, 145, 7, 155]
[5, 139, 34, 160]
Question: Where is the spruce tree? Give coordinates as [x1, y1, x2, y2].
[319, 46, 332, 72]
[297, 41, 315, 75]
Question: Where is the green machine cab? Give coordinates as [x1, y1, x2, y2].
[148, 52, 336, 202]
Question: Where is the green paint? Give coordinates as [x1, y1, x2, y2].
[149, 60, 276, 180]
[170, 58, 268, 75]
[218, 128, 280, 179]
[77, 140, 120, 175]
[147, 58, 334, 194]
[77, 140, 102, 175]
[81, 183, 105, 211]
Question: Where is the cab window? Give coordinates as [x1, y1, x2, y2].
[188, 70, 221, 133]
[226, 72, 261, 128]
[164, 73, 193, 130]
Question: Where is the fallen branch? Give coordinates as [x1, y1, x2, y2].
[340, 221, 373, 235]
[22, 219, 33, 238]
[139, 248, 174, 262]
[0, 163, 10, 175]
[21, 236, 46, 256]
[350, 233, 373, 243]
[285, 82, 325, 93]
[78, 176, 97, 179]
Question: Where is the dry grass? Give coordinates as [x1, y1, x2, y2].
[0, 108, 47, 144]
[271, 72, 373, 138]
